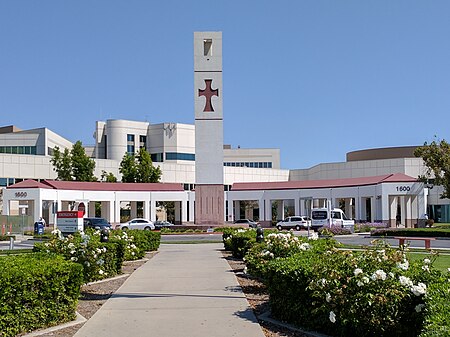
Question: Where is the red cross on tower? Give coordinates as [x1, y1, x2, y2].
[198, 79, 219, 112]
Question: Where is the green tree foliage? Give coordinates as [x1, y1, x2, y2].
[414, 139, 450, 199]
[119, 149, 161, 183]
[100, 170, 118, 182]
[136, 148, 162, 183]
[50, 147, 73, 181]
[71, 141, 96, 182]
[50, 141, 96, 181]
[119, 153, 138, 183]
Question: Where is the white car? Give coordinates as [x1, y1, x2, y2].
[117, 218, 155, 231]
[276, 216, 311, 231]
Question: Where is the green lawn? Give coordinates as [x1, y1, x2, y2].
[408, 252, 450, 273]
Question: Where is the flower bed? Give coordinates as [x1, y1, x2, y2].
[371, 228, 450, 238]
[222, 229, 450, 336]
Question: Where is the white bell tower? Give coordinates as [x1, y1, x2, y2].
[194, 31, 224, 225]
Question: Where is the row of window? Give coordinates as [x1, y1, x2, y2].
[0, 146, 37, 155]
[150, 152, 195, 162]
[224, 162, 273, 168]
[0, 178, 24, 187]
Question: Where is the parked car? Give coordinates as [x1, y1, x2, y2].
[233, 219, 259, 228]
[83, 217, 112, 231]
[275, 216, 311, 231]
[154, 220, 174, 230]
[117, 218, 155, 231]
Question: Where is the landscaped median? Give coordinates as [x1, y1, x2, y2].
[223, 228, 450, 337]
[0, 228, 161, 337]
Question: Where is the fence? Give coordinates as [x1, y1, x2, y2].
[0, 215, 34, 235]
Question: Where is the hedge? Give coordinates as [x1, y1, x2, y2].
[0, 253, 83, 337]
[259, 242, 447, 337]
[0, 235, 15, 241]
[371, 228, 450, 238]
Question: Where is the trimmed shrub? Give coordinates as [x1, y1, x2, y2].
[0, 235, 15, 241]
[318, 225, 351, 236]
[261, 241, 445, 337]
[229, 229, 256, 258]
[371, 228, 450, 238]
[110, 229, 160, 261]
[0, 253, 83, 337]
[355, 222, 389, 233]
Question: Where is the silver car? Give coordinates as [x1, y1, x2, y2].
[276, 216, 311, 231]
[117, 218, 155, 231]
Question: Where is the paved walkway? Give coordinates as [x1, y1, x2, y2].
[74, 243, 264, 337]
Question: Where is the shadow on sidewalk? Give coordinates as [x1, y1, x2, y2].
[111, 292, 246, 300]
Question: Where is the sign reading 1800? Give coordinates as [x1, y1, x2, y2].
[396, 186, 411, 192]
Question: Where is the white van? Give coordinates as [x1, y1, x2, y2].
[311, 208, 354, 231]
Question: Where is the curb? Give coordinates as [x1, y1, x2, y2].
[257, 310, 330, 337]
[22, 312, 87, 337]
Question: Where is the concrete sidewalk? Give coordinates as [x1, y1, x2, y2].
[74, 243, 264, 337]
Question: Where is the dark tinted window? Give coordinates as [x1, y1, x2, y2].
[312, 211, 328, 220]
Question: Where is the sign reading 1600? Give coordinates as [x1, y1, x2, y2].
[396, 186, 411, 192]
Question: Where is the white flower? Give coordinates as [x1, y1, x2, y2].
[85, 261, 91, 267]
[354, 268, 363, 277]
[70, 257, 77, 261]
[99, 270, 104, 275]
[329, 311, 336, 323]
[357, 280, 364, 287]
[362, 276, 370, 284]
[96, 259, 104, 265]
[371, 270, 387, 281]
[389, 272, 395, 278]
[422, 265, 430, 272]
[308, 232, 319, 240]
[411, 283, 427, 296]
[399, 276, 413, 287]
[300, 243, 311, 251]
[423, 258, 431, 265]
[415, 304, 425, 312]
[131, 252, 135, 256]
[70, 250, 76, 255]
[319, 278, 327, 286]
[397, 260, 409, 271]
[326, 293, 331, 303]
[68, 243, 75, 249]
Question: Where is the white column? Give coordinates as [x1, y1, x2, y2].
[405, 196, 412, 228]
[265, 199, 273, 224]
[150, 200, 157, 222]
[294, 198, 300, 216]
[182, 199, 188, 223]
[258, 199, 265, 223]
[389, 196, 398, 227]
[143, 200, 150, 220]
[354, 197, 361, 223]
[400, 196, 406, 227]
[234, 200, 240, 220]
[227, 196, 234, 222]
[370, 197, 376, 223]
[114, 198, 121, 225]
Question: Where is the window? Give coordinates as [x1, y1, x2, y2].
[127, 134, 134, 142]
[139, 135, 147, 149]
[203, 39, 212, 56]
[127, 145, 135, 154]
[151, 153, 163, 162]
[165, 152, 195, 161]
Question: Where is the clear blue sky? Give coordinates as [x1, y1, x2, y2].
[1, 1, 449, 169]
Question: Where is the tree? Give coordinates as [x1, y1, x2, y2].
[119, 153, 138, 183]
[136, 148, 162, 183]
[71, 141, 96, 182]
[101, 170, 117, 182]
[119, 148, 161, 183]
[50, 146, 73, 181]
[50, 141, 96, 181]
[414, 139, 450, 199]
